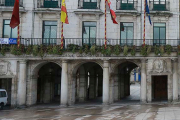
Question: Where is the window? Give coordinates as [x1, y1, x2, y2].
[153, 0, 167, 11]
[83, 0, 97, 9]
[44, 0, 59, 8]
[0, 91, 6, 98]
[120, 23, 134, 46]
[82, 22, 96, 46]
[43, 21, 57, 45]
[3, 20, 17, 38]
[153, 23, 166, 45]
[5, 0, 15, 6]
[120, 0, 135, 10]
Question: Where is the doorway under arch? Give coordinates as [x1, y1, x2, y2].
[114, 61, 141, 102]
[37, 62, 62, 104]
[74, 62, 103, 104]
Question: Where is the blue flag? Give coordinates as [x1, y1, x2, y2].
[146, 0, 152, 25]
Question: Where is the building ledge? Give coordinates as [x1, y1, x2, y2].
[74, 9, 103, 15]
[149, 11, 173, 17]
[34, 8, 61, 13]
[115, 10, 141, 16]
[0, 7, 26, 13]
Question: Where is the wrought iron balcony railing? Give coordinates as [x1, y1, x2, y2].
[78, 0, 101, 9]
[116, 0, 137, 10]
[149, 0, 170, 11]
[16, 38, 180, 48]
[0, 0, 23, 7]
[37, 0, 61, 8]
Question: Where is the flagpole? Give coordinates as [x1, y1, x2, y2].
[143, 0, 146, 46]
[105, 0, 107, 49]
[61, 22, 64, 49]
[18, 25, 20, 47]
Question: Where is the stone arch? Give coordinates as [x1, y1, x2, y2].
[111, 59, 141, 74]
[27, 61, 62, 105]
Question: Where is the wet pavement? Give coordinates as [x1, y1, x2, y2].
[1, 103, 180, 120]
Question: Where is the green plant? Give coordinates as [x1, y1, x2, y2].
[123, 45, 128, 56]
[90, 45, 96, 55]
[147, 45, 152, 55]
[72, 46, 77, 54]
[84, 44, 89, 54]
[32, 45, 39, 56]
[10, 45, 24, 55]
[26, 45, 32, 55]
[165, 45, 172, 55]
[159, 45, 165, 55]
[130, 45, 136, 56]
[39, 45, 47, 58]
[79, 46, 83, 54]
[178, 45, 180, 55]
[101, 45, 106, 55]
[113, 45, 121, 55]
[106, 46, 112, 56]
[0, 46, 6, 56]
[154, 46, 160, 55]
[47, 45, 53, 54]
[140, 45, 147, 56]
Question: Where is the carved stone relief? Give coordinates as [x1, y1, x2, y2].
[152, 59, 167, 73]
[0, 60, 13, 76]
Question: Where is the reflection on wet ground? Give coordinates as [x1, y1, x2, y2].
[1, 103, 180, 120]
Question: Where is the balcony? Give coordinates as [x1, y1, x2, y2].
[116, 0, 137, 10]
[78, 0, 101, 9]
[37, 0, 61, 8]
[149, 0, 170, 11]
[0, 0, 23, 7]
[10, 38, 180, 47]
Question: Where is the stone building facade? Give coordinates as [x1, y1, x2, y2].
[0, 0, 179, 107]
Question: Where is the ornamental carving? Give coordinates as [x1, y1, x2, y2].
[153, 59, 167, 73]
[0, 60, 12, 76]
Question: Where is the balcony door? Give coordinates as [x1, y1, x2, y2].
[120, 23, 134, 46]
[83, 0, 97, 9]
[120, 0, 135, 10]
[153, 23, 166, 46]
[82, 22, 96, 46]
[43, 21, 57, 45]
[44, 0, 59, 8]
[153, 0, 166, 11]
[3, 20, 17, 38]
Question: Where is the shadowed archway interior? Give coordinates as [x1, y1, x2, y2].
[37, 62, 62, 104]
[75, 62, 103, 104]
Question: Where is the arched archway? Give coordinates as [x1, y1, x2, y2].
[74, 62, 103, 104]
[30, 62, 62, 104]
[113, 61, 141, 102]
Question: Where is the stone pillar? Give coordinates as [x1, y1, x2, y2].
[61, 60, 68, 106]
[173, 59, 178, 101]
[103, 60, 110, 105]
[17, 60, 27, 106]
[141, 59, 147, 103]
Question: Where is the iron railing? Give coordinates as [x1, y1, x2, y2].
[149, 0, 170, 11]
[12, 38, 180, 48]
[0, 0, 23, 7]
[37, 0, 61, 8]
[78, 0, 101, 9]
[116, 0, 138, 10]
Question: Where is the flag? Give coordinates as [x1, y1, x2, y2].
[145, 0, 152, 25]
[10, 0, 20, 28]
[106, 0, 118, 24]
[61, 0, 69, 24]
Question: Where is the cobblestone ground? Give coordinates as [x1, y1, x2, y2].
[1, 103, 180, 120]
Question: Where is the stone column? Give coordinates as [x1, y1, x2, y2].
[61, 60, 68, 106]
[103, 60, 110, 105]
[141, 59, 147, 103]
[173, 59, 178, 101]
[17, 60, 27, 106]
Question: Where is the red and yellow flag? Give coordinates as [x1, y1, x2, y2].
[106, 0, 118, 24]
[61, 0, 69, 24]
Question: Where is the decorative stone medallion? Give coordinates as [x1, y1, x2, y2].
[0, 60, 9, 75]
[153, 59, 167, 73]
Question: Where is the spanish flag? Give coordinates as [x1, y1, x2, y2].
[61, 0, 69, 24]
[106, 0, 118, 24]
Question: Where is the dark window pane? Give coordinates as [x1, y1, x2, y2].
[0, 91, 6, 97]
